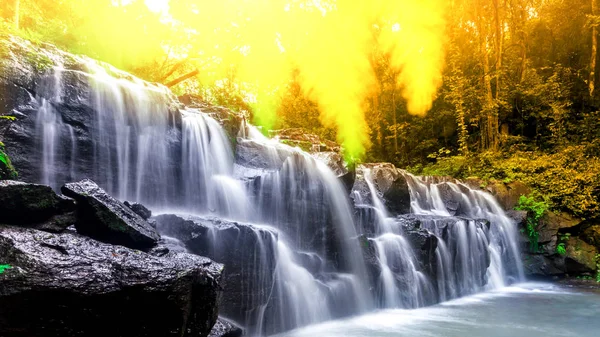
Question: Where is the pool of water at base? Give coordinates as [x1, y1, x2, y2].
[273, 283, 600, 337]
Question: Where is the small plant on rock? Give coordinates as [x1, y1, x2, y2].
[516, 195, 548, 253]
[556, 243, 566, 255]
[556, 233, 571, 255]
[0, 264, 12, 274]
[596, 254, 600, 283]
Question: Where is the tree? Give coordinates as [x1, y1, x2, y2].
[590, 0, 598, 97]
[14, 0, 19, 29]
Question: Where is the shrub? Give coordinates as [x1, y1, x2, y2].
[515, 195, 549, 253]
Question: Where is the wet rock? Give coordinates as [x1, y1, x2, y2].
[0, 180, 76, 232]
[404, 228, 438, 279]
[0, 225, 223, 337]
[235, 139, 295, 170]
[124, 201, 152, 220]
[564, 237, 598, 274]
[506, 210, 528, 227]
[522, 254, 566, 277]
[313, 152, 347, 176]
[62, 179, 160, 250]
[269, 128, 340, 153]
[537, 211, 581, 244]
[351, 164, 411, 216]
[153, 214, 278, 333]
[463, 178, 531, 211]
[178, 94, 243, 141]
[208, 318, 244, 337]
[582, 223, 600, 251]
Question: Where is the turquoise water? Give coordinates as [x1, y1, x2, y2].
[274, 283, 600, 337]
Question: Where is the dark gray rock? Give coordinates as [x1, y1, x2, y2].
[351, 164, 411, 216]
[404, 227, 439, 282]
[235, 139, 295, 170]
[506, 210, 528, 227]
[522, 253, 565, 277]
[208, 318, 244, 337]
[124, 201, 152, 220]
[62, 179, 160, 250]
[0, 180, 76, 232]
[0, 225, 223, 337]
[153, 214, 278, 334]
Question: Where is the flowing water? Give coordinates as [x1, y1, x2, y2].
[273, 283, 600, 337]
[30, 62, 532, 336]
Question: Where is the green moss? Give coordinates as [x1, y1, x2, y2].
[24, 49, 54, 72]
[0, 264, 12, 274]
[0, 142, 18, 180]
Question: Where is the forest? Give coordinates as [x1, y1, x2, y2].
[1, 0, 599, 220]
[2, 2, 600, 336]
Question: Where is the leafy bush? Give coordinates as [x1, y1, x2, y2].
[414, 144, 600, 220]
[556, 243, 566, 255]
[515, 195, 549, 253]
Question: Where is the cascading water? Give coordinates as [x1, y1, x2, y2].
[28, 57, 524, 337]
[403, 173, 525, 286]
[354, 165, 524, 310]
[233, 124, 373, 334]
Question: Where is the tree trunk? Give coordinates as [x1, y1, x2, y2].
[493, 0, 504, 100]
[591, 0, 598, 97]
[14, 0, 20, 30]
[392, 87, 398, 155]
[165, 69, 199, 88]
[477, 2, 498, 151]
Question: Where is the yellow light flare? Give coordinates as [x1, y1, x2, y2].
[65, 0, 448, 161]
[144, 0, 169, 14]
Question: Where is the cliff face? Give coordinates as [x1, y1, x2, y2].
[0, 37, 227, 337]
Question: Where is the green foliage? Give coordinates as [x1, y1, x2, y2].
[556, 243, 566, 255]
[0, 264, 11, 274]
[515, 195, 549, 253]
[596, 254, 600, 283]
[0, 141, 18, 179]
[417, 145, 600, 220]
[557, 233, 571, 255]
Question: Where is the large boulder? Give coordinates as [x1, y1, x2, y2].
[522, 254, 566, 278]
[124, 201, 152, 220]
[0, 180, 75, 232]
[537, 211, 581, 245]
[62, 179, 160, 250]
[582, 222, 600, 251]
[153, 214, 278, 334]
[564, 237, 598, 274]
[0, 225, 223, 337]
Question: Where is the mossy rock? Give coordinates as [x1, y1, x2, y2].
[61, 179, 160, 250]
[0, 180, 74, 231]
[564, 237, 598, 274]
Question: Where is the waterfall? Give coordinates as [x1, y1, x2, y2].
[403, 173, 525, 285]
[27, 60, 524, 336]
[355, 166, 524, 310]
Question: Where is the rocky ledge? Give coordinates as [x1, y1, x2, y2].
[0, 179, 225, 337]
